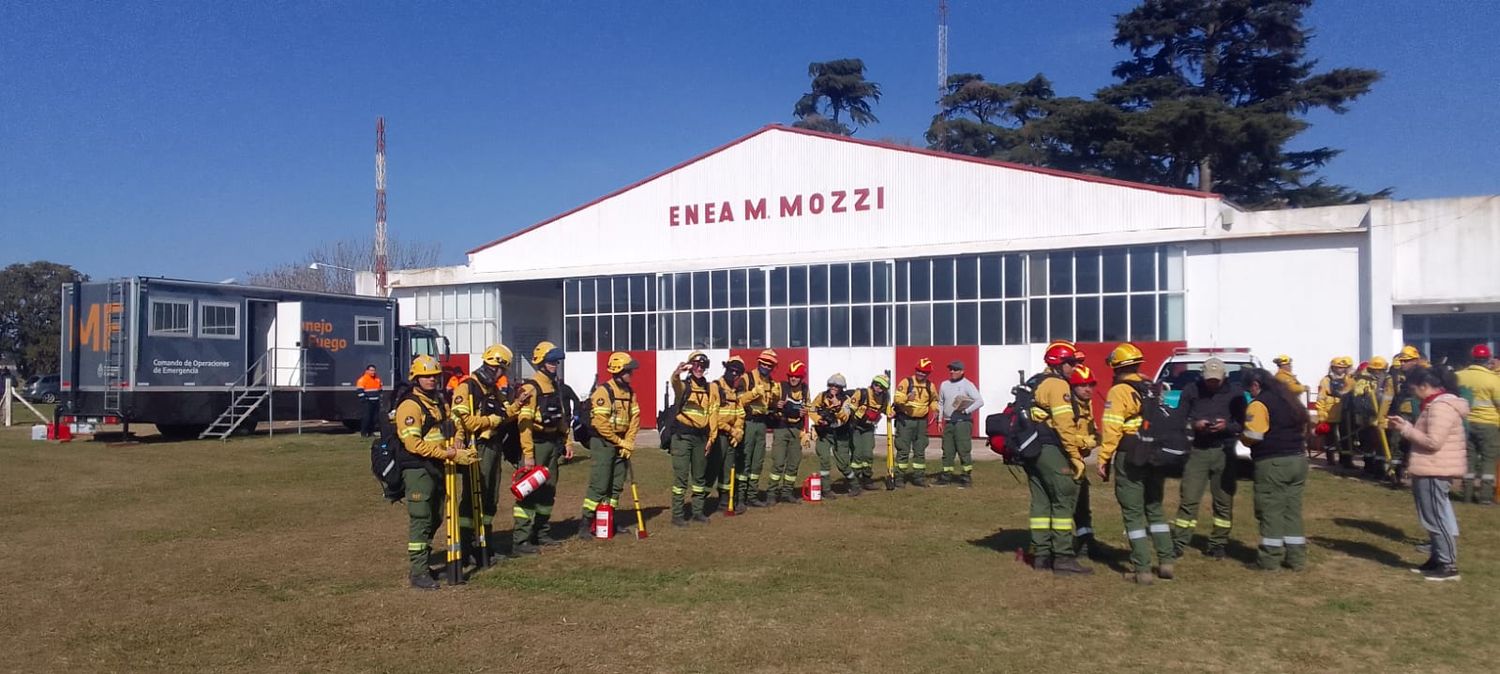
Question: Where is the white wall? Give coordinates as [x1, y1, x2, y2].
[1183, 234, 1364, 376]
[978, 345, 1035, 425]
[806, 347, 893, 391]
[1386, 196, 1500, 306]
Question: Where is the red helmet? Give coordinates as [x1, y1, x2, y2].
[787, 360, 807, 377]
[915, 358, 934, 374]
[1068, 365, 1097, 387]
[1044, 342, 1079, 366]
[1475, 344, 1494, 360]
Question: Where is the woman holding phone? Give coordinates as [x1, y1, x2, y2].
[1387, 366, 1469, 581]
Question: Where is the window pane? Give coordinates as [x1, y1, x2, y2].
[1048, 252, 1072, 295]
[581, 315, 598, 351]
[650, 314, 663, 350]
[674, 312, 692, 349]
[895, 260, 908, 302]
[1049, 298, 1073, 341]
[957, 255, 979, 300]
[631, 314, 646, 350]
[770, 267, 787, 307]
[829, 263, 850, 305]
[910, 304, 932, 346]
[749, 268, 766, 307]
[566, 316, 581, 351]
[909, 259, 930, 301]
[1130, 247, 1156, 292]
[852, 305, 872, 347]
[770, 309, 788, 348]
[731, 269, 748, 308]
[789, 308, 809, 347]
[711, 270, 729, 309]
[1076, 250, 1100, 294]
[657, 275, 672, 311]
[896, 305, 909, 345]
[1028, 254, 1048, 296]
[1003, 254, 1025, 298]
[933, 303, 955, 346]
[630, 276, 648, 312]
[693, 272, 709, 310]
[790, 266, 808, 305]
[580, 279, 597, 314]
[596, 278, 612, 313]
[1076, 297, 1100, 342]
[599, 315, 618, 350]
[565, 280, 580, 315]
[830, 306, 850, 348]
[1162, 247, 1184, 290]
[980, 301, 1002, 345]
[1102, 296, 1127, 341]
[675, 273, 691, 310]
[875, 261, 891, 302]
[851, 262, 871, 303]
[1029, 298, 1048, 343]
[1004, 301, 1026, 345]
[614, 315, 630, 351]
[710, 311, 727, 348]
[874, 305, 891, 347]
[979, 255, 1002, 299]
[1103, 249, 1128, 293]
[810, 307, 829, 348]
[613, 277, 629, 312]
[810, 265, 828, 305]
[957, 302, 978, 345]
[1131, 294, 1156, 340]
[1161, 294, 1185, 340]
[932, 257, 955, 301]
[694, 312, 710, 349]
[749, 309, 766, 348]
[730, 310, 747, 348]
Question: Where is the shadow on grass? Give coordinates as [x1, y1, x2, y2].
[1333, 517, 1415, 543]
[1309, 535, 1407, 569]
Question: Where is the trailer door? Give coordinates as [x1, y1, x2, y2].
[273, 301, 304, 386]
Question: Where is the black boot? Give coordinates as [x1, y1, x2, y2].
[1052, 556, 1094, 576]
[847, 479, 862, 497]
[936, 472, 953, 486]
[409, 573, 441, 591]
[860, 474, 877, 491]
[911, 472, 929, 488]
[512, 542, 540, 556]
[1032, 555, 1052, 572]
[578, 512, 595, 540]
[958, 473, 972, 489]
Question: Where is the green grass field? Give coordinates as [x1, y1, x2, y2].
[2, 424, 1495, 672]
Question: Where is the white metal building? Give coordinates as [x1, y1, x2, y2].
[367, 125, 1499, 429]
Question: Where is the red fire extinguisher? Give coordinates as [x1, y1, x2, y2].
[802, 473, 823, 502]
[593, 503, 615, 540]
[510, 466, 551, 501]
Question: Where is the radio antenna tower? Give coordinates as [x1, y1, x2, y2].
[937, 0, 949, 94]
[375, 117, 388, 295]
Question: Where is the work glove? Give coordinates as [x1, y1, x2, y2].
[1069, 456, 1086, 481]
[799, 431, 813, 451]
[485, 414, 503, 427]
[618, 445, 633, 460]
[1315, 422, 1331, 436]
[731, 428, 744, 446]
[454, 446, 480, 465]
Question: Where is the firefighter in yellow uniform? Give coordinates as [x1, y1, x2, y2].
[1457, 344, 1500, 505]
[1066, 365, 1102, 558]
[513, 341, 573, 555]
[740, 350, 779, 506]
[1315, 356, 1355, 468]
[1349, 356, 1396, 478]
[669, 352, 720, 525]
[1272, 355, 1307, 395]
[892, 359, 940, 487]
[1097, 343, 1175, 585]
[1026, 341, 1093, 575]
[712, 357, 748, 514]
[450, 344, 531, 566]
[578, 352, 641, 538]
[396, 355, 477, 590]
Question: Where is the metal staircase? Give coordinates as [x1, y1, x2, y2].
[102, 280, 128, 416]
[200, 350, 273, 440]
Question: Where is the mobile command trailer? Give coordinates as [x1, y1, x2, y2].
[59, 278, 446, 439]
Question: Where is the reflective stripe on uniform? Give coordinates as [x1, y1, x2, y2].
[513, 507, 530, 519]
[1029, 517, 1051, 530]
[672, 486, 685, 494]
[582, 498, 598, 510]
[1126, 529, 1147, 540]
[1075, 527, 1094, 536]
[1174, 518, 1197, 529]
[1051, 520, 1073, 532]
[1213, 518, 1233, 529]
[1261, 537, 1285, 547]
[1284, 535, 1307, 545]
[407, 542, 427, 551]
[1148, 523, 1170, 534]
[691, 486, 707, 493]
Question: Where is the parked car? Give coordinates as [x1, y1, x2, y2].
[26, 374, 61, 404]
[1152, 348, 1263, 461]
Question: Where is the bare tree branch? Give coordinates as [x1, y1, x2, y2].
[245, 237, 441, 294]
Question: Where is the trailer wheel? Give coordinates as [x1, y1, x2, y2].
[158, 423, 209, 440]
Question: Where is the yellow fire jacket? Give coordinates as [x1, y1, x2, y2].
[589, 377, 640, 449]
[1098, 373, 1146, 465]
[893, 376, 938, 419]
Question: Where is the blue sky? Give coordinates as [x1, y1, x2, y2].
[3, 0, 1496, 280]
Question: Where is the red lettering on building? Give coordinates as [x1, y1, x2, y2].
[745, 198, 767, 220]
[704, 202, 716, 224]
[685, 204, 699, 226]
[831, 190, 847, 213]
[669, 205, 681, 226]
[854, 188, 870, 211]
[808, 193, 825, 214]
[717, 201, 734, 222]
[877, 186, 885, 209]
[668, 186, 884, 228]
[779, 195, 802, 218]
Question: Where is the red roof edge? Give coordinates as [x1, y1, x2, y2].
[468, 124, 1220, 256]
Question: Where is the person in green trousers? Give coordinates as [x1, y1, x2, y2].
[1239, 368, 1310, 571]
[1171, 358, 1246, 559]
[892, 358, 939, 487]
[767, 360, 811, 503]
[1097, 344, 1174, 585]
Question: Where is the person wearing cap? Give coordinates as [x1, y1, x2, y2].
[1272, 355, 1306, 396]
[1350, 357, 1397, 479]
[767, 360, 812, 503]
[1387, 346, 1428, 486]
[711, 357, 749, 514]
[937, 360, 985, 488]
[740, 350, 780, 506]
[809, 374, 854, 497]
[893, 358, 940, 487]
[1170, 358, 1247, 560]
[578, 352, 641, 539]
[1455, 344, 1500, 505]
[669, 352, 721, 524]
[1315, 357, 1356, 469]
[847, 374, 891, 491]
[1066, 365, 1102, 557]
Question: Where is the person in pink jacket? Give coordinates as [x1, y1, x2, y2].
[1388, 367, 1470, 581]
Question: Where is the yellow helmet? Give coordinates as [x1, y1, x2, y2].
[409, 354, 442, 379]
[1394, 345, 1422, 363]
[1106, 343, 1145, 369]
[1330, 356, 1354, 369]
[606, 351, 638, 374]
[1273, 354, 1292, 366]
[532, 341, 565, 365]
[482, 344, 513, 367]
[1368, 356, 1389, 371]
[686, 351, 710, 368]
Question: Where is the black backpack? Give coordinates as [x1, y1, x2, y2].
[370, 390, 439, 503]
[657, 379, 689, 449]
[985, 372, 1059, 465]
[1126, 380, 1191, 467]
